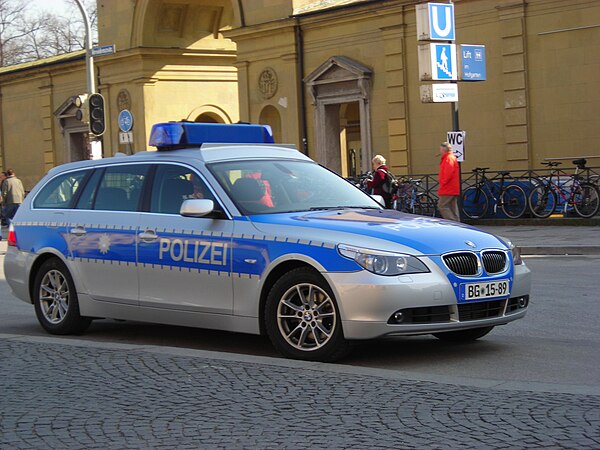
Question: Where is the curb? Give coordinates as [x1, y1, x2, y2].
[464, 217, 600, 226]
[521, 246, 600, 256]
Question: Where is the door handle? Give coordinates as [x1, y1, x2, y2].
[69, 227, 87, 236]
[138, 231, 159, 242]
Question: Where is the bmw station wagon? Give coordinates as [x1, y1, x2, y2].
[4, 122, 531, 361]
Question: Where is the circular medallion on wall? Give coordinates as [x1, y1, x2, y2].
[258, 67, 278, 99]
[117, 89, 132, 111]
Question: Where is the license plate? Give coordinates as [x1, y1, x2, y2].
[462, 279, 510, 301]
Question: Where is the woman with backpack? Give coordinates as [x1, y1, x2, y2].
[365, 155, 395, 208]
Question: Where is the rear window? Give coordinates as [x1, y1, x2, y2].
[33, 170, 88, 209]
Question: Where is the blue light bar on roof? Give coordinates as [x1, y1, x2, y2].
[149, 122, 275, 149]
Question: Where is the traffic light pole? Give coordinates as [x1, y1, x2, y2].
[74, 0, 95, 94]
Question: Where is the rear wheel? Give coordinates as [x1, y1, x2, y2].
[33, 258, 91, 335]
[462, 187, 488, 219]
[265, 267, 350, 362]
[433, 326, 494, 342]
[501, 184, 527, 219]
[528, 184, 556, 218]
[573, 182, 600, 218]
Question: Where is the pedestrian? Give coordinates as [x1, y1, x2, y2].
[0, 171, 7, 227]
[366, 155, 394, 208]
[2, 169, 25, 226]
[437, 142, 461, 222]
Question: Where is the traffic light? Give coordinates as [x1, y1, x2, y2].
[88, 93, 106, 136]
[74, 94, 88, 123]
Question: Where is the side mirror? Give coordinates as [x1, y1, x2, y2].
[180, 199, 215, 217]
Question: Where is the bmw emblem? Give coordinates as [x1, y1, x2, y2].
[465, 240, 477, 248]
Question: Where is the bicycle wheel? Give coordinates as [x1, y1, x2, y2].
[573, 182, 600, 218]
[462, 187, 488, 219]
[501, 184, 527, 219]
[415, 193, 437, 217]
[527, 184, 556, 218]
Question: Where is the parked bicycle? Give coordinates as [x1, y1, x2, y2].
[462, 168, 528, 219]
[528, 159, 600, 218]
[394, 178, 437, 216]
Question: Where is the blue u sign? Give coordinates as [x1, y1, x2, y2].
[429, 3, 455, 41]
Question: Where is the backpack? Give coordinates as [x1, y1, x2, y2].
[379, 168, 399, 195]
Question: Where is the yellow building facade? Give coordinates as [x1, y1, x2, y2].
[0, 0, 599, 190]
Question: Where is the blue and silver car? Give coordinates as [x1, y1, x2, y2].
[4, 122, 531, 361]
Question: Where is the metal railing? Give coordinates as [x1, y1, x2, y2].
[347, 162, 600, 218]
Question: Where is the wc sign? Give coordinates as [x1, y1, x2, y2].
[447, 130, 465, 162]
[416, 3, 455, 41]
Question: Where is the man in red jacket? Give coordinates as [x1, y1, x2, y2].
[438, 142, 461, 221]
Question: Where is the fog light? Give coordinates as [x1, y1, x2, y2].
[518, 297, 528, 308]
[393, 312, 404, 323]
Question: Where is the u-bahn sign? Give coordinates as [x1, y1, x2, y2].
[416, 3, 455, 41]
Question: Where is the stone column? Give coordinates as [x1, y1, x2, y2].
[498, 0, 531, 167]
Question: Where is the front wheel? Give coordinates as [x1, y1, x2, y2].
[433, 326, 494, 342]
[573, 182, 600, 218]
[528, 184, 556, 218]
[33, 258, 91, 335]
[501, 184, 527, 219]
[265, 267, 350, 362]
[462, 187, 488, 219]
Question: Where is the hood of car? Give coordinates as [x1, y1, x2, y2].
[248, 208, 507, 255]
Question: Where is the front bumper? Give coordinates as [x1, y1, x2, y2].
[324, 261, 532, 340]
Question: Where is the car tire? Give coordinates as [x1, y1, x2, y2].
[432, 326, 494, 342]
[33, 258, 91, 335]
[265, 267, 350, 362]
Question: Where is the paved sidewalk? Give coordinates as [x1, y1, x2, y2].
[476, 224, 600, 255]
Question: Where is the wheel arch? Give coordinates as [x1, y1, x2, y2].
[28, 251, 71, 304]
[258, 258, 327, 336]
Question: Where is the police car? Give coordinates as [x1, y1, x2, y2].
[4, 122, 531, 361]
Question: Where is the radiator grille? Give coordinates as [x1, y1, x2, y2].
[482, 251, 507, 274]
[443, 252, 479, 276]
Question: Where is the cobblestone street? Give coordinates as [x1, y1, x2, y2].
[1, 336, 599, 449]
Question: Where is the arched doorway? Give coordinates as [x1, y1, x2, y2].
[305, 56, 372, 175]
[187, 105, 232, 124]
[195, 113, 222, 123]
[259, 105, 282, 143]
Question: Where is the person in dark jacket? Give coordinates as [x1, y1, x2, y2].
[438, 142, 461, 221]
[2, 169, 25, 226]
[366, 155, 393, 208]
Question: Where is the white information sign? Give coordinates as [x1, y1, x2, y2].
[447, 130, 465, 162]
[119, 131, 133, 144]
[420, 84, 459, 103]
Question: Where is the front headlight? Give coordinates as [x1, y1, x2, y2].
[499, 236, 523, 265]
[338, 244, 430, 276]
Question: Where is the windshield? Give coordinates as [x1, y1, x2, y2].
[209, 159, 382, 215]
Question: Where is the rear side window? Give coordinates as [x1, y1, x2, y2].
[33, 170, 89, 209]
[75, 165, 148, 212]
